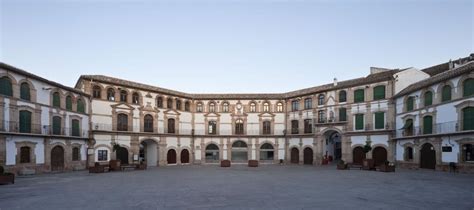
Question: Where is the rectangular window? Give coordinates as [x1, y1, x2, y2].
[318, 110, 325, 123]
[263, 121, 271, 135]
[373, 86, 386, 100]
[304, 119, 312, 133]
[71, 120, 80, 136]
[355, 114, 364, 130]
[304, 98, 312, 109]
[354, 89, 365, 103]
[208, 121, 216, 134]
[406, 97, 414, 111]
[423, 116, 433, 134]
[374, 112, 385, 129]
[291, 120, 299, 134]
[339, 108, 347, 122]
[98, 150, 108, 161]
[292, 100, 299, 111]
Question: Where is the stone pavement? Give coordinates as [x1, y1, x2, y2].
[0, 165, 472, 210]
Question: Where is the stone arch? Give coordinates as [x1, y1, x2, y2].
[258, 141, 276, 162]
[303, 146, 314, 165]
[179, 146, 192, 164]
[49, 143, 66, 171]
[204, 142, 221, 163]
[435, 80, 456, 102]
[0, 72, 18, 97]
[166, 146, 178, 164]
[420, 86, 436, 107]
[289, 146, 300, 164]
[230, 140, 248, 162]
[372, 145, 388, 167]
[458, 73, 474, 98]
[420, 142, 436, 169]
[17, 78, 37, 102]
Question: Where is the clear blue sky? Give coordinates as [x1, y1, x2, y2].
[1, 0, 472, 93]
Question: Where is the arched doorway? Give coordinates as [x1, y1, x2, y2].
[323, 130, 342, 161]
[372, 147, 387, 167]
[352, 146, 365, 165]
[205, 144, 219, 163]
[139, 140, 158, 167]
[303, 147, 313, 165]
[231, 140, 248, 162]
[291, 148, 299, 164]
[51, 146, 64, 171]
[116, 147, 129, 164]
[420, 143, 436, 169]
[259, 143, 274, 161]
[167, 149, 177, 164]
[181, 149, 190, 164]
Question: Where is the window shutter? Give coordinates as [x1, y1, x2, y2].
[77, 100, 85, 113]
[19, 111, 31, 133]
[355, 114, 364, 130]
[53, 117, 61, 135]
[354, 90, 364, 103]
[424, 91, 432, 106]
[0, 77, 13, 96]
[339, 108, 347, 121]
[406, 97, 414, 111]
[53, 93, 60, 107]
[463, 107, 474, 131]
[463, 79, 474, 97]
[374, 112, 384, 129]
[442, 85, 451, 102]
[423, 116, 432, 134]
[66, 96, 72, 111]
[72, 120, 80, 136]
[373, 86, 385, 100]
[20, 83, 30, 101]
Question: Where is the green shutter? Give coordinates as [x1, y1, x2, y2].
[374, 112, 384, 129]
[354, 89, 365, 103]
[406, 97, 414, 111]
[66, 96, 72, 111]
[0, 77, 13, 96]
[72, 120, 80, 136]
[53, 93, 60, 107]
[424, 91, 433, 106]
[442, 85, 451, 102]
[339, 91, 346, 102]
[77, 99, 85, 113]
[463, 107, 474, 131]
[53, 116, 61, 135]
[373, 86, 386, 100]
[19, 111, 31, 133]
[463, 79, 474, 97]
[20, 83, 30, 101]
[339, 108, 347, 121]
[355, 114, 364, 130]
[423, 116, 433, 134]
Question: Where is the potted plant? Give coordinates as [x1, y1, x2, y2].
[0, 166, 15, 184]
[220, 160, 231, 167]
[362, 139, 374, 170]
[337, 160, 348, 170]
[380, 161, 395, 172]
[109, 142, 122, 171]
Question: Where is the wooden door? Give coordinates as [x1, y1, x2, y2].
[372, 147, 387, 167]
[167, 149, 177, 164]
[181, 149, 190, 164]
[116, 147, 129, 164]
[51, 146, 64, 171]
[291, 148, 299, 164]
[352, 147, 365, 165]
[420, 144, 436, 169]
[303, 148, 313, 165]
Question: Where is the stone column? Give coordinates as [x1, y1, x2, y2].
[314, 135, 324, 165]
[298, 138, 303, 165]
[158, 138, 167, 166]
[312, 137, 318, 165]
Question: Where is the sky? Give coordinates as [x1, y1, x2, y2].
[0, 0, 472, 93]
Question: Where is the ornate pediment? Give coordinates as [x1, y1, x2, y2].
[110, 103, 135, 110]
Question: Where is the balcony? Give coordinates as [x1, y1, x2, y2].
[395, 121, 464, 138]
[0, 121, 88, 137]
[314, 117, 348, 124]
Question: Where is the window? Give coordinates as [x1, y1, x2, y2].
[196, 103, 203, 112]
[167, 118, 175, 133]
[304, 119, 312, 134]
[463, 78, 474, 97]
[318, 94, 325, 105]
[20, 146, 30, 163]
[263, 102, 270, 112]
[19, 110, 32, 133]
[318, 110, 325, 123]
[235, 119, 244, 134]
[209, 103, 216, 113]
[423, 116, 433, 134]
[117, 114, 128, 131]
[20, 82, 30, 101]
[144, 114, 154, 132]
[355, 114, 364, 130]
[107, 88, 115, 101]
[0, 76, 13, 96]
[374, 112, 384, 129]
[176, 99, 182, 110]
[424, 91, 433, 106]
[373, 85, 386, 100]
[291, 120, 299, 134]
[156, 97, 163, 108]
[65, 96, 72, 111]
[250, 103, 256, 112]
[184, 101, 190, 111]
[77, 99, 85, 113]
[405, 147, 413, 161]
[406, 96, 414, 111]
[291, 100, 299, 111]
[354, 89, 365, 103]
[403, 119, 414, 136]
[304, 98, 312, 109]
[72, 147, 80, 161]
[339, 108, 347, 122]
[262, 121, 271, 135]
[167, 98, 173, 109]
[120, 90, 128, 102]
[71, 119, 80, 136]
[53, 92, 61, 107]
[98, 150, 108, 161]
[339, 90, 347, 102]
[223, 102, 229, 112]
[277, 102, 283, 112]
[463, 144, 473, 161]
[205, 144, 219, 161]
[132, 93, 140, 104]
[92, 85, 101, 99]
[441, 85, 451, 102]
[208, 121, 217, 134]
[52, 116, 62, 135]
[462, 107, 474, 131]
[260, 143, 274, 161]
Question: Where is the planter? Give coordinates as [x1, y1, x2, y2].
[337, 164, 348, 170]
[248, 160, 259, 167]
[362, 159, 375, 170]
[220, 160, 231, 167]
[135, 164, 147, 170]
[109, 160, 121, 171]
[328, 156, 333, 162]
[0, 173, 15, 185]
[380, 165, 395, 172]
[89, 162, 106, 173]
[322, 159, 329, 165]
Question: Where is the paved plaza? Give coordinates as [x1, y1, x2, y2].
[0, 165, 472, 210]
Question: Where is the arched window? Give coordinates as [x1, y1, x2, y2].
[65, 95, 72, 111]
[318, 94, 325, 105]
[107, 88, 115, 101]
[339, 90, 347, 102]
[52, 116, 62, 135]
[132, 92, 140, 104]
[167, 98, 173, 109]
[463, 78, 474, 97]
[250, 102, 256, 112]
[20, 82, 30, 101]
[373, 85, 386, 100]
[235, 119, 244, 134]
[19, 110, 32, 133]
[77, 99, 85, 113]
[222, 102, 229, 112]
[0, 76, 13, 96]
[208, 121, 217, 134]
[20, 146, 30, 163]
[120, 90, 128, 102]
[117, 113, 128, 131]
[354, 89, 364, 103]
[92, 85, 101, 99]
[262, 121, 271, 135]
[305, 98, 312, 109]
[144, 114, 154, 132]
[291, 120, 299, 134]
[209, 102, 216, 113]
[404, 147, 413, 161]
[72, 147, 80, 161]
[277, 102, 283, 112]
[196, 103, 203, 112]
[403, 119, 414, 136]
[167, 118, 175, 133]
[184, 101, 190, 111]
[205, 144, 219, 161]
[263, 102, 270, 112]
[232, 140, 248, 161]
[424, 91, 433, 106]
[71, 119, 80, 136]
[175, 99, 182, 110]
[260, 143, 274, 160]
[462, 107, 474, 131]
[406, 96, 414, 111]
[52, 92, 61, 107]
[156, 96, 163, 108]
[441, 85, 452, 102]
[423, 116, 433, 134]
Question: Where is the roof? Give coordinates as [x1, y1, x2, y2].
[394, 61, 474, 98]
[0, 62, 90, 96]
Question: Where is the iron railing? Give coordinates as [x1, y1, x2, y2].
[395, 121, 462, 138]
[1, 121, 88, 137]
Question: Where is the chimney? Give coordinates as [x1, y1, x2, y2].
[333, 78, 338, 86]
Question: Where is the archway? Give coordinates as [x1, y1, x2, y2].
[352, 146, 365, 165]
[259, 143, 274, 161]
[420, 143, 436, 169]
[167, 149, 177, 164]
[231, 140, 248, 162]
[291, 148, 299, 164]
[139, 139, 158, 167]
[116, 147, 129, 164]
[372, 147, 387, 167]
[303, 147, 313, 165]
[205, 144, 219, 163]
[323, 130, 342, 161]
[51, 146, 64, 171]
[181, 149, 190, 164]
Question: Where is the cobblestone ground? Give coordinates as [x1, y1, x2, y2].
[0, 165, 472, 210]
